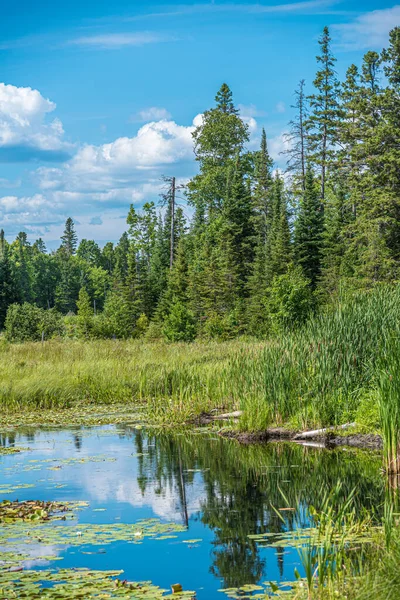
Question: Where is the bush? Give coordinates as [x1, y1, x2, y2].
[136, 313, 149, 337]
[5, 303, 64, 342]
[163, 301, 196, 342]
[143, 320, 163, 341]
[266, 266, 314, 332]
[201, 311, 238, 340]
[100, 291, 134, 339]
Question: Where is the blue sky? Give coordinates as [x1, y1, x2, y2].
[0, 0, 398, 247]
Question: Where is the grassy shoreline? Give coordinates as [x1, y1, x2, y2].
[2, 286, 400, 437]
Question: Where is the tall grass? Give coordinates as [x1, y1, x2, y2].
[1, 284, 400, 432]
[240, 284, 400, 430]
[378, 337, 400, 474]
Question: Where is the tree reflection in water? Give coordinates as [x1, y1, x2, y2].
[121, 427, 384, 589]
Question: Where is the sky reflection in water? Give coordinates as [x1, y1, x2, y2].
[0, 426, 384, 599]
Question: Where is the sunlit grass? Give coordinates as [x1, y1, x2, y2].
[1, 284, 400, 434]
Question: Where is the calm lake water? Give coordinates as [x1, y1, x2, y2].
[0, 426, 384, 598]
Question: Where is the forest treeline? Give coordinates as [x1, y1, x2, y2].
[1, 26, 400, 342]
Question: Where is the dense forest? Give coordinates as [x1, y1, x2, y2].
[1, 25, 400, 342]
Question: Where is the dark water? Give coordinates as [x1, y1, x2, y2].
[0, 426, 384, 598]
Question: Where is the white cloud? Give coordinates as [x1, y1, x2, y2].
[0, 83, 70, 160]
[124, 0, 341, 20]
[35, 117, 198, 199]
[68, 32, 174, 49]
[276, 101, 286, 114]
[238, 104, 266, 118]
[268, 132, 291, 161]
[130, 107, 172, 123]
[0, 193, 52, 212]
[333, 5, 400, 50]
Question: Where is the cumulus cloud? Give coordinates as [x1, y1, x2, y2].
[0, 83, 71, 162]
[333, 5, 400, 50]
[268, 132, 291, 161]
[35, 117, 198, 201]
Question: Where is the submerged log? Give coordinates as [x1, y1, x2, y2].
[293, 422, 356, 440]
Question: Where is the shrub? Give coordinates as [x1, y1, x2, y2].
[266, 266, 314, 332]
[163, 301, 196, 342]
[201, 311, 238, 340]
[5, 303, 64, 342]
[143, 320, 163, 341]
[136, 313, 149, 337]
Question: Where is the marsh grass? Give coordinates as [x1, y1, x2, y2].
[378, 336, 400, 474]
[1, 285, 400, 432]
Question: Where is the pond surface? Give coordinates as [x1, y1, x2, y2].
[0, 426, 384, 598]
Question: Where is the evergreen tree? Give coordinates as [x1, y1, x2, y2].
[294, 165, 324, 287]
[0, 230, 17, 328]
[307, 26, 341, 201]
[189, 83, 249, 215]
[60, 218, 78, 256]
[284, 80, 309, 192]
[76, 287, 93, 338]
[101, 242, 115, 275]
[10, 232, 33, 303]
[253, 129, 274, 239]
[267, 174, 292, 280]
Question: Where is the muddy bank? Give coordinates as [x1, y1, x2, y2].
[218, 426, 383, 450]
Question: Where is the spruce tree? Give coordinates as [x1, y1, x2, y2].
[294, 165, 324, 287]
[307, 26, 341, 201]
[284, 79, 309, 192]
[60, 218, 78, 256]
[267, 174, 292, 280]
[253, 129, 274, 239]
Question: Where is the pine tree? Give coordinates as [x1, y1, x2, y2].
[307, 26, 341, 201]
[101, 242, 115, 275]
[189, 83, 249, 215]
[284, 80, 309, 192]
[114, 232, 130, 284]
[60, 218, 78, 256]
[294, 165, 324, 287]
[10, 232, 33, 303]
[267, 174, 292, 280]
[246, 133, 274, 334]
[253, 129, 274, 239]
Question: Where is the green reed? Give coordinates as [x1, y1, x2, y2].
[1, 285, 400, 433]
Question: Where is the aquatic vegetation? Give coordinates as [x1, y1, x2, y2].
[0, 499, 86, 523]
[0, 568, 196, 599]
[0, 426, 390, 599]
[1, 518, 188, 559]
[0, 482, 35, 495]
[378, 336, 400, 474]
[0, 445, 29, 455]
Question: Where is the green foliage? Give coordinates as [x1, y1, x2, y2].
[76, 287, 93, 338]
[163, 300, 196, 342]
[2, 26, 400, 350]
[294, 165, 324, 287]
[5, 303, 63, 342]
[136, 313, 149, 337]
[266, 266, 314, 332]
[201, 310, 238, 340]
